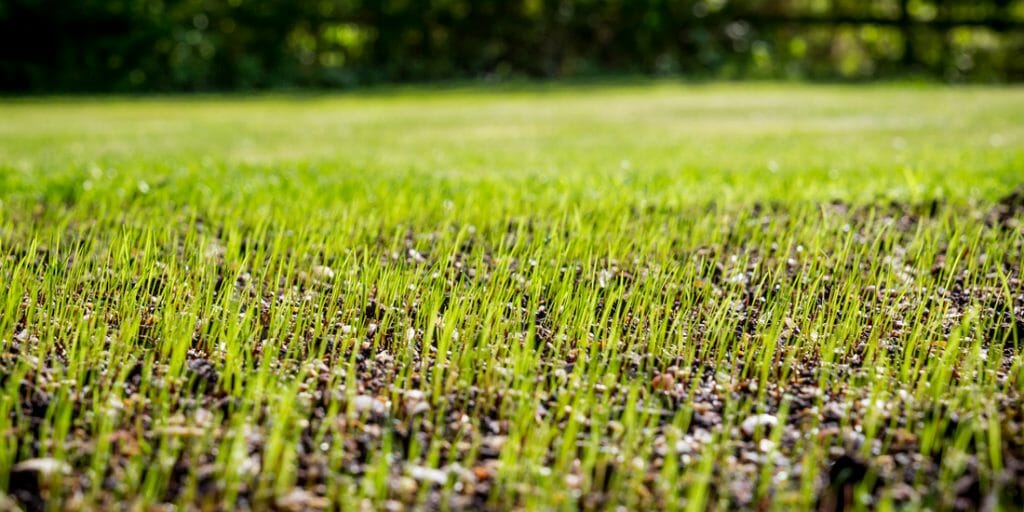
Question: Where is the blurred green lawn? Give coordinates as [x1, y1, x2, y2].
[2, 83, 1022, 206]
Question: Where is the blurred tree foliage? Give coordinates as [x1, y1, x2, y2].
[1, 0, 1022, 91]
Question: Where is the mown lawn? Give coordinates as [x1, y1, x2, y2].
[1, 83, 1023, 510]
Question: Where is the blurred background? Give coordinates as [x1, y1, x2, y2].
[1, 0, 1023, 92]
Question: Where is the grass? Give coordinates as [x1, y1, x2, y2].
[0, 82, 1022, 510]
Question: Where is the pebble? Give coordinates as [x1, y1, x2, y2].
[651, 373, 675, 391]
[395, 476, 418, 496]
[352, 394, 386, 415]
[311, 265, 335, 280]
[12, 458, 70, 477]
[402, 389, 430, 416]
[741, 414, 778, 437]
[276, 488, 329, 511]
[408, 465, 448, 485]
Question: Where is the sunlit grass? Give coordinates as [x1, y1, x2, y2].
[0, 83, 1022, 510]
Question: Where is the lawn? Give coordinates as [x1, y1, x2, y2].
[0, 83, 1022, 510]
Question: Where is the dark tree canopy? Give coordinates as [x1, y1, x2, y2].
[2, 0, 1023, 92]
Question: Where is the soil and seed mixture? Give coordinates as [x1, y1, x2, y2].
[2, 194, 1022, 511]
[0, 86, 1022, 511]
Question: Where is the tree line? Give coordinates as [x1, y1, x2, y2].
[2, 0, 1022, 92]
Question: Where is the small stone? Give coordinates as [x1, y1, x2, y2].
[651, 373, 675, 391]
[741, 414, 778, 437]
[12, 458, 70, 477]
[472, 466, 492, 481]
[158, 425, 205, 437]
[564, 473, 582, 489]
[675, 438, 695, 454]
[889, 482, 918, 501]
[408, 401, 430, 416]
[185, 358, 219, 388]
[395, 476, 418, 496]
[482, 435, 507, 453]
[351, 394, 385, 415]
[408, 465, 448, 485]
[312, 265, 335, 280]
[692, 402, 713, 413]
[276, 488, 329, 511]
[402, 389, 430, 416]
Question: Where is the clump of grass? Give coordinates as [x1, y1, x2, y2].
[0, 83, 1022, 510]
